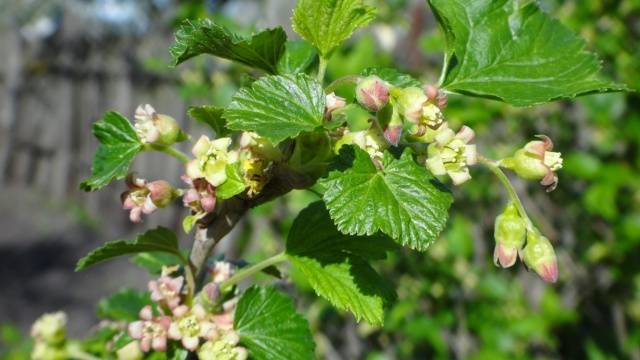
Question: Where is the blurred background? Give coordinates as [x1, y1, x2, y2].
[1, 0, 639, 359]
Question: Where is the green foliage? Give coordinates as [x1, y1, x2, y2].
[286, 202, 396, 324]
[332, 104, 372, 131]
[361, 67, 422, 88]
[79, 112, 142, 191]
[97, 289, 152, 321]
[292, 0, 376, 58]
[428, 0, 626, 106]
[76, 227, 184, 271]
[320, 147, 453, 251]
[234, 286, 315, 360]
[224, 74, 326, 144]
[131, 252, 184, 275]
[170, 19, 287, 74]
[216, 164, 247, 199]
[277, 40, 318, 75]
[187, 106, 229, 137]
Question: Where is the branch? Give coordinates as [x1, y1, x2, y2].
[188, 161, 317, 288]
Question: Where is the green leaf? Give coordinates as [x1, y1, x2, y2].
[80, 112, 143, 191]
[428, 0, 627, 106]
[286, 202, 396, 324]
[76, 227, 184, 271]
[188, 106, 229, 137]
[97, 289, 152, 321]
[234, 286, 315, 360]
[170, 19, 287, 74]
[224, 74, 325, 144]
[331, 104, 372, 132]
[277, 40, 318, 75]
[292, 0, 376, 58]
[319, 147, 453, 251]
[361, 67, 422, 88]
[216, 164, 247, 200]
[182, 213, 205, 234]
[131, 252, 184, 275]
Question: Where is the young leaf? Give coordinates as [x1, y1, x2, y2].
[234, 286, 315, 360]
[361, 67, 422, 88]
[187, 106, 229, 137]
[224, 74, 325, 144]
[286, 202, 396, 324]
[131, 252, 184, 275]
[292, 0, 376, 58]
[429, 0, 627, 106]
[97, 289, 152, 321]
[331, 104, 372, 132]
[277, 40, 318, 75]
[319, 147, 453, 251]
[80, 112, 143, 191]
[76, 227, 184, 271]
[170, 19, 287, 74]
[216, 164, 247, 200]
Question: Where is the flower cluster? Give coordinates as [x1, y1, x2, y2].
[121, 174, 179, 223]
[126, 262, 247, 358]
[348, 78, 477, 184]
[492, 203, 559, 283]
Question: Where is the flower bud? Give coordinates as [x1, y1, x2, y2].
[116, 341, 143, 360]
[396, 87, 428, 123]
[203, 282, 221, 304]
[522, 232, 558, 283]
[493, 203, 526, 268]
[396, 87, 445, 131]
[134, 104, 185, 146]
[325, 92, 347, 118]
[383, 107, 403, 146]
[502, 135, 563, 192]
[424, 84, 448, 108]
[31, 312, 67, 345]
[356, 76, 390, 112]
[147, 180, 177, 208]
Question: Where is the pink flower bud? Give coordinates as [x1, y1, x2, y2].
[203, 283, 221, 303]
[424, 84, 448, 109]
[384, 125, 403, 146]
[201, 196, 217, 213]
[356, 76, 390, 112]
[522, 232, 558, 283]
[493, 203, 526, 268]
[147, 180, 177, 208]
[502, 135, 562, 192]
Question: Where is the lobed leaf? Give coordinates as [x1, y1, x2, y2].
[277, 40, 318, 75]
[428, 0, 627, 106]
[80, 112, 143, 192]
[187, 106, 229, 137]
[76, 227, 184, 271]
[292, 0, 376, 58]
[224, 74, 325, 144]
[286, 202, 396, 324]
[171, 19, 287, 74]
[131, 252, 184, 275]
[320, 147, 453, 251]
[234, 286, 315, 360]
[97, 289, 152, 321]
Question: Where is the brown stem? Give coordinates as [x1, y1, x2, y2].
[188, 162, 317, 288]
